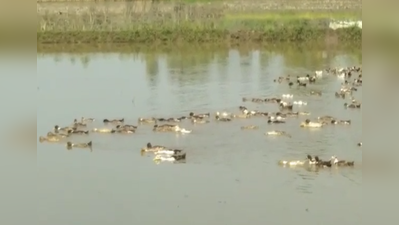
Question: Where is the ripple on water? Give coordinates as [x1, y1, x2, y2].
[37, 47, 362, 225]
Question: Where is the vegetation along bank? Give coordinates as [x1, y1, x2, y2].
[37, 1, 362, 44]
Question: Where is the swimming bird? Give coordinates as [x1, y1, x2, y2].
[47, 131, 69, 138]
[138, 117, 157, 124]
[81, 117, 95, 123]
[116, 124, 138, 130]
[300, 119, 323, 128]
[103, 118, 124, 124]
[154, 149, 184, 155]
[282, 94, 294, 98]
[39, 136, 61, 143]
[73, 119, 87, 127]
[278, 160, 305, 166]
[153, 153, 187, 163]
[215, 115, 231, 122]
[141, 142, 168, 154]
[68, 129, 89, 135]
[265, 130, 291, 137]
[66, 141, 92, 149]
[241, 125, 259, 130]
[331, 156, 355, 167]
[191, 118, 210, 124]
[314, 156, 332, 167]
[315, 70, 323, 78]
[267, 119, 285, 124]
[153, 124, 180, 132]
[331, 119, 351, 125]
[54, 125, 74, 133]
[189, 112, 210, 119]
[309, 90, 322, 96]
[293, 101, 307, 106]
[357, 142, 362, 147]
[92, 128, 116, 133]
[306, 155, 317, 165]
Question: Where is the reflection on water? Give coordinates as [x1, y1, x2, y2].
[37, 46, 362, 225]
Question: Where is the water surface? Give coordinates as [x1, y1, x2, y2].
[37, 46, 362, 225]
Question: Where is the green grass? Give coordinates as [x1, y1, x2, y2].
[37, 8, 362, 44]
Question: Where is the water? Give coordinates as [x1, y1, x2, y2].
[37, 46, 362, 225]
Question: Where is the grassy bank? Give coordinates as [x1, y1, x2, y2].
[37, 9, 362, 44]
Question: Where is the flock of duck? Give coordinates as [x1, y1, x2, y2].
[38, 65, 362, 167]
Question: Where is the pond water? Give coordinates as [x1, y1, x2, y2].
[37, 45, 362, 225]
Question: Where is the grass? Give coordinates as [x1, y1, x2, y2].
[37, 3, 362, 44]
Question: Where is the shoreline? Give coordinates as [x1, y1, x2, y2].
[37, 41, 362, 54]
[37, 2, 362, 45]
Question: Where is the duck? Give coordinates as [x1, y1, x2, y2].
[309, 90, 322, 96]
[331, 119, 351, 125]
[288, 82, 294, 87]
[116, 129, 135, 134]
[293, 101, 307, 106]
[47, 131, 69, 138]
[282, 94, 293, 98]
[267, 119, 285, 124]
[331, 156, 355, 167]
[317, 115, 335, 122]
[157, 117, 185, 123]
[298, 111, 311, 116]
[176, 128, 192, 134]
[141, 142, 168, 154]
[309, 75, 316, 83]
[189, 112, 210, 119]
[268, 115, 285, 121]
[297, 74, 310, 81]
[138, 117, 157, 124]
[54, 125, 73, 133]
[81, 117, 95, 123]
[298, 82, 307, 87]
[68, 129, 89, 135]
[92, 128, 116, 133]
[103, 118, 124, 124]
[153, 153, 187, 163]
[215, 115, 231, 122]
[116, 124, 138, 130]
[278, 160, 306, 166]
[191, 118, 210, 124]
[300, 119, 323, 128]
[306, 155, 317, 165]
[357, 142, 362, 147]
[335, 91, 346, 98]
[315, 70, 323, 78]
[215, 111, 232, 118]
[232, 112, 251, 119]
[73, 119, 87, 127]
[241, 125, 259, 130]
[66, 141, 92, 149]
[154, 149, 184, 155]
[264, 98, 282, 103]
[265, 130, 291, 137]
[286, 112, 299, 117]
[314, 156, 332, 167]
[38, 136, 61, 143]
[279, 102, 293, 110]
[153, 124, 179, 132]
[344, 102, 361, 109]
[242, 97, 264, 103]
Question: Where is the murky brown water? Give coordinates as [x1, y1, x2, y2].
[37, 46, 362, 225]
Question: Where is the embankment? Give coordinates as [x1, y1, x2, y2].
[37, 0, 362, 44]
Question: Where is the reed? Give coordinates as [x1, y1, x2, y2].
[37, 2, 362, 44]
